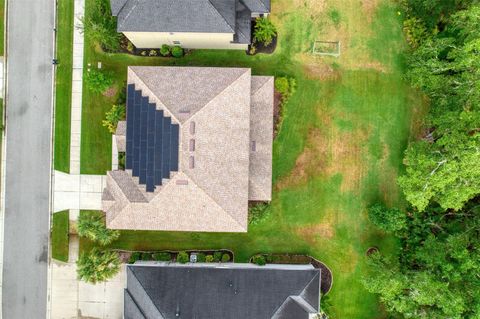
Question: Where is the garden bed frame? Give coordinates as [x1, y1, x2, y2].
[312, 40, 341, 57]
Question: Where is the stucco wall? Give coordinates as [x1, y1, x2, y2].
[123, 31, 248, 50]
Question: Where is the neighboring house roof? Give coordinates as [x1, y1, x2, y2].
[124, 263, 321, 319]
[111, 0, 270, 44]
[103, 66, 273, 232]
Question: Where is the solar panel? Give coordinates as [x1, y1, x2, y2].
[124, 85, 180, 192]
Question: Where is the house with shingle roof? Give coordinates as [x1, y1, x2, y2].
[102, 66, 273, 232]
[110, 0, 271, 50]
[124, 263, 321, 319]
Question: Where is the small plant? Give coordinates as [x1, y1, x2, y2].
[196, 253, 206, 262]
[153, 252, 172, 262]
[213, 251, 222, 262]
[102, 104, 126, 134]
[328, 9, 341, 27]
[171, 46, 184, 58]
[205, 255, 214, 262]
[221, 254, 231, 263]
[148, 49, 158, 56]
[274, 76, 296, 100]
[118, 152, 126, 170]
[77, 212, 120, 246]
[128, 252, 141, 264]
[127, 41, 135, 53]
[176, 251, 189, 264]
[77, 248, 121, 283]
[249, 45, 256, 55]
[141, 252, 152, 261]
[254, 17, 277, 45]
[160, 44, 171, 56]
[252, 255, 266, 266]
[248, 203, 271, 225]
[84, 68, 114, 94]
[140, 50, 147, 56]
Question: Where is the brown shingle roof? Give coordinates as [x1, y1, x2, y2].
[103, 67, 273, 232]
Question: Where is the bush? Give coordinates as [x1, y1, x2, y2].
[177, 251, 189, 264]
[160, 44, 170, 56]
[77, 248, 121, 283]
[171, 46, 184, 58]
[254, 17, 277, 45]
[274, 76, 296, 101]
[81, 0, 120, 51]
[84, 69, 114, 94]
[368, 204, 407, 234]
[248, 203, 271, 225]
[153, 252, 171, 262]
[128, 252, 141, 264]
[213, 251, 222, 262]
[141, 252, 152, 261]
[196, 253, 206, 262]
[126, 41, 135, 53]
[77, 211, 120, 246]
[221, 254, 231, 263]
[205, 255, 214, 262]
[252, 255, 266, 266]
[102, 104, 125, 134]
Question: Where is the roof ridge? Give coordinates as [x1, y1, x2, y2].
[128, 267, 166, 318]
[249, 179, 269, 201]
[206, 0, 236, 32]
[129, 67, 181, 125]
[251, 76, 273, 96]
[299, 271, 321, 310]
[185, 175, 247, 231]
[117, 0, 140, 30]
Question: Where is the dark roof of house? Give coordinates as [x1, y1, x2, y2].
[125, 263, 320, 319]
[111, 0, 269, 42]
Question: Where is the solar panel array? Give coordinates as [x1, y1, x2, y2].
[125, 84, 179, 192]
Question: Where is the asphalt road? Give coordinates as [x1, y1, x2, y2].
[2, 0, 55, 318]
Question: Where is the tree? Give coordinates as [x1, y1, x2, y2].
[84, 69, 114, 94]
[77, 248, 121, 283]
[254, 17, 277, 45]
[80, 0, 120, 51]
[367, 203, 407, 233]
[77, 212, 120, 246]
[102, 104, 126, 133]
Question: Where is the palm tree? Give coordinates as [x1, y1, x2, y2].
[77, 212, 120, 246]
[77, 248, 121, 284]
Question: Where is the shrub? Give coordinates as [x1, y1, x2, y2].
[153, 252, 171, 262]
[81, 0, 120, 51]
[213, 251, 222, 262]
[102, 104, 125, 134]
[84, 68, 114, 94]
[77, 248, 121, 283]
[252, 255, 266, 266]
[328, 9, 341, 27]
[171, 46, 184, 58]
[128, 252, 141, 264]
[248, 203, 271, 225]
[403, 17, 429, 49]
[140, 51, 147, 56]
[141, 252, 152, 261]
[196, 253, 206, 262]
[205, 255, 214, 262]
[160, 44, 171, 56]
[368, 203, 407, 234]
[221, 254, 231, 263]
[149, 49, 158, 56]
[126, 41, 135, 53]
[77, 211, 120, 246]
[254, 17, 277, 45]
[118, 152, 126, 170]
[274, 76, 296, 101]
[177, 251, 189, 264]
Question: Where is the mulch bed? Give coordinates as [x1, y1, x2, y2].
[260, 254, 333, 294]
[253, 35, 277, 54]
[273, 91, 283, 138]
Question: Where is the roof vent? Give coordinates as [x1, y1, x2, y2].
[176, 180, 189, 185]
[190, 121, 196, 134]
[189, 139, 195, 152]
[179, 109, 190, 114]
[251, 141, 256, 152]
[189, 156, 195, 169]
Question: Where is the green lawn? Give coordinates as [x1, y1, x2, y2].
[54, 0, 74, 173]
[78, 0, 426, 317]
[51, 211, 70, 262]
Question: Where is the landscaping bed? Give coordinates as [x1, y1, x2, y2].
[121, 249, 234, 264]
[250, 253, 333, 294]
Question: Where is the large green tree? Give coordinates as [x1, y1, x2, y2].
[363, 201, 480, 318]
[81, 0, 120, 51]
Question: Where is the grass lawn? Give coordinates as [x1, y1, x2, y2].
[51, 210, 70, 262]
[79, 0, 426, 317]
[53, 0, 74, 173]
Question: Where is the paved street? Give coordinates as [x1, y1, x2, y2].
[2, 0, 55, 318]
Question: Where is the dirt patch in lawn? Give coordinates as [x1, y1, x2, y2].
[361, 0, 380, 22]
[300, 55, 341, 81]
[297, 223, 335, 243]
[102, 86, 117, 98]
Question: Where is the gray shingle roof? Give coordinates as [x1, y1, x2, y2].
[125, 263, 320, 319]
[241, 0, 270, 13]
[114, 0, 235, 33]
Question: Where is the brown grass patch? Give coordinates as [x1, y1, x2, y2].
[297, 223, 335, 244]
[102, 85, 117, 97]
[300, 55, 341, 80]
[293, 0, 327, 16]
[361, 0, 380, 22]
